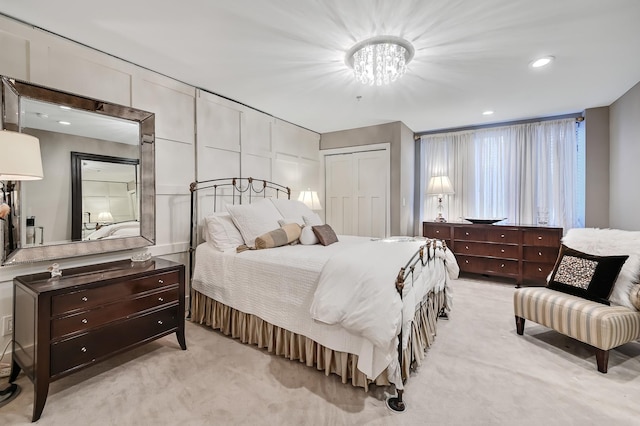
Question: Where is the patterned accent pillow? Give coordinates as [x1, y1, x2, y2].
[312, 224, 338, 246]
[547, 244, 629, 304]
[254, 223, 302, 250]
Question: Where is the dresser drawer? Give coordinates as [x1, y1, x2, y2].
[52, 271, 180, 315]
[458, 255, 519, 276]
[523, 229, 561, 247]
[523, 246, 560, 263]
[50, 307, 179, 376]
[523, 262, 555, 280]
[456, 241, 519, 259]
[423, 223, 451, 240]
[454, 227, 487, 242]
[485, 228, 519, 244]
[51, 286, 179, 339]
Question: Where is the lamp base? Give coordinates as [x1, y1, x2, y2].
[434, 214, 447, 223]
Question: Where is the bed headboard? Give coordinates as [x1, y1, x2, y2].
[187, 177, 291, 311]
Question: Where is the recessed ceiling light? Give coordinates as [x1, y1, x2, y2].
[59, 106, 71, 110]
[531, 56, 554, 68]
[58, 120, 71, 125]
[482, 110, 494, 116]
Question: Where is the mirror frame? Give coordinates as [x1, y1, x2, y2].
[1, 76, 155, 265]
[70, 152, 140, 241]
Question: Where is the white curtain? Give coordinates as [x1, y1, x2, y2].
[421, 119, 581, 230]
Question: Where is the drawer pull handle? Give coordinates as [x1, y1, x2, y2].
[501, 249, 505, 253]
[82, 318, 88, 324]
[465, 246, 469, 250]
[501, 264, 505, 268]
[501, 234, 505, 238]
[538, 267, 543, 272]
[465, 260, 469, 264]
[81, 297, 88, 302]
[538, 251, 542, 256]
[81, 347, 87, 353]
[158, 279, 164, 284]
[538, 236, 543, 240]
[158, 320, 163, 325]
[158, 297, 164, 302]
[435, 230, 440, 234]
[465, 232, 469, 236]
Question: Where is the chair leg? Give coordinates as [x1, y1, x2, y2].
[515, 316, 525, 335]
[594, 348, 609, 373]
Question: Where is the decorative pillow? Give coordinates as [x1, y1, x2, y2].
[562, 228, 640, 310]
[226, 199, 284, 248]
[270, 199, 314, 225]
[312, 224, 339, 246]
[547, 244, 629, 305]
[299, 226, 318, 245]
[254, 223, 302, 250]
[204, 213, 244, 251]
[298, 214, 321, 245]
[630, 284, 640, 310]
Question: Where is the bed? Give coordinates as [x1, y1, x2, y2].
[85, 220, 140, 240]
[188, 178, 459, 411]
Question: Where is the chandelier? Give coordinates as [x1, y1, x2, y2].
[345, 36, 415, 86]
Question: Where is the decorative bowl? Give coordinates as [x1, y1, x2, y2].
[464, 218, 507, 225]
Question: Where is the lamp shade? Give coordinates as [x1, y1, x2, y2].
[298, 189, 322, 210]
[426, 176, 454, 195]
[97, 211, 114, 223]
[0, 130, 44, 180]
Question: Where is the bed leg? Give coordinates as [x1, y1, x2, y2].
[386, 389, 406, 412]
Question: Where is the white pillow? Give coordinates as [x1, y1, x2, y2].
[270, 199, 314, 225]
[299, 226, 318, 245]
[227, 200, 284, 248]
[303, 213, 323, 226]
[204, 213, 244, 251]
[300, 214, 324, 245]
[563, 227, 640, 310]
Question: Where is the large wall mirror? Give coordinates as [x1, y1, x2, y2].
[0, 76, 155, 265]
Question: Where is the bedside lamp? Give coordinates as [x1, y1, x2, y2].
[426, 175, 454, 223]
[298, 189, 322, 211]
[0, 130, 43, 408]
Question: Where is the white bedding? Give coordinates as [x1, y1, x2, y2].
[191, 235, 457, 380]
[86, 221, 139, 240]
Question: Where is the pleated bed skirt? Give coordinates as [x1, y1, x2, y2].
[191, 289, 447, 391]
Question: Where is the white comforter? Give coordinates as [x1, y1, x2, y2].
[192, 235, 458, 380]
[310, 239, 422, 348]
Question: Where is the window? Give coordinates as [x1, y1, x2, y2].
[421, 118, 584, 230]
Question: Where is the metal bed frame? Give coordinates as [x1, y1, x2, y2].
[188, 177, 447, 413]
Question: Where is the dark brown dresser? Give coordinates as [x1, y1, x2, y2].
[423, 222, 562, 286]
[9, 258, 186, 422]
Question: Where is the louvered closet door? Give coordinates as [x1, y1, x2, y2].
[325, 149, 388, 238]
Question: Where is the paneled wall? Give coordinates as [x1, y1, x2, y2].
[0, 15, 320, 350]
[195, 89, 320, 219]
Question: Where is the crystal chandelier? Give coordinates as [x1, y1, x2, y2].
[346, 36, 414, 86]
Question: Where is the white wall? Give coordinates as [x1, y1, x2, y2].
[609, 80, 640, 230]
[0, 15, 319, 351]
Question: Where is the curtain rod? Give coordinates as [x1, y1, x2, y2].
[414, 112, 584, 140]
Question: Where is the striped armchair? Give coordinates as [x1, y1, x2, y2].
[514, 287, 640, 373]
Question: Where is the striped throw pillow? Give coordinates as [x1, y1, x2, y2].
[254, 223, 302, 250]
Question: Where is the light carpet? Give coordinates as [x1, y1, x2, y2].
[1, 276, 639, 425]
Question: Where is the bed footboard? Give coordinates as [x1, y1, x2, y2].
[388, 239, 451, 413]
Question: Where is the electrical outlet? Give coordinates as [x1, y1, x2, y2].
[2, 315, 12, 336]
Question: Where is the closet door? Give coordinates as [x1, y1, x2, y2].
[325, 149, 388, 238]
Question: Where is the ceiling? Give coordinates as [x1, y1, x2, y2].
[1, 0, 639, 134]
